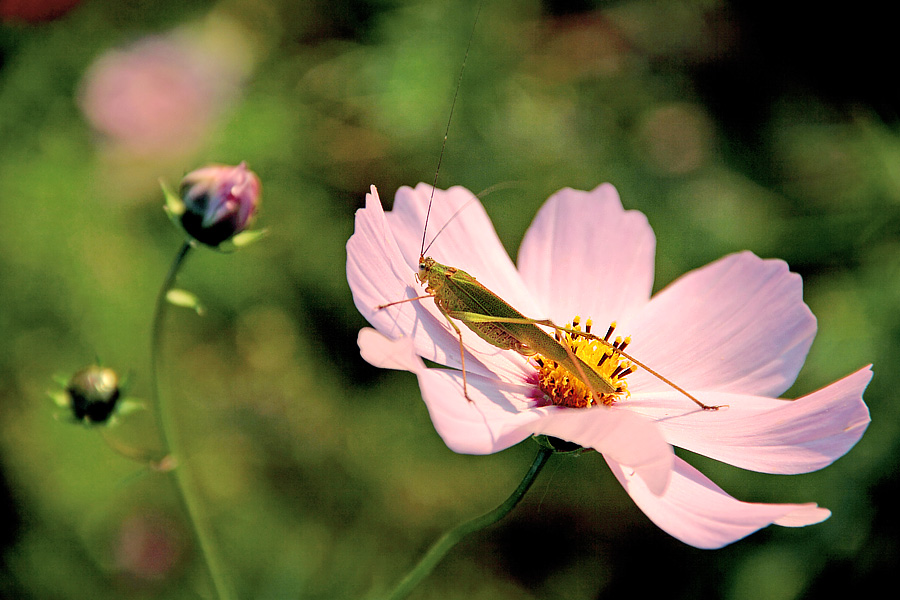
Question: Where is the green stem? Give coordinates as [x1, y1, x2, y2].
[151, 240, 233, 600]
[385, 446, 553, 600]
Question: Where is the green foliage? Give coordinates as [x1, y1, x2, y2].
[0, 0, 895, 598]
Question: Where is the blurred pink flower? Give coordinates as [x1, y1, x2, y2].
[114, 511, 185, 580]
[346, 183, 871, 549]
[79, 35, 239, 156]
[0, 0, 80, 22]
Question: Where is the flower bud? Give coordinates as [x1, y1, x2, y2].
[66, 365, 121, 424]
[178, 162, 260, 246]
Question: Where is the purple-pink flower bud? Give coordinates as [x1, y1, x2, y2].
[178, 162, 260, 246]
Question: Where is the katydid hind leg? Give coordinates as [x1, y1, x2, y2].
[552, 322, 724, 411]
[443, 312, 722, 410]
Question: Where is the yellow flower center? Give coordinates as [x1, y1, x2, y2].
[533, 318, 636, 408]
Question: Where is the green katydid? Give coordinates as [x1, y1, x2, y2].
[375, 3, 717, 412]
[378, 246, 719, 411]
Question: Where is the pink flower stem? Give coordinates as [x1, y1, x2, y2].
[151, 240, 233, 600]
[385, 446, 553, 600]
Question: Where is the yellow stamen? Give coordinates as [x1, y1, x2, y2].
[533, 319, 636, 408]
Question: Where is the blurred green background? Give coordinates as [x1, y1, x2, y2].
[1, 0, 896, 598]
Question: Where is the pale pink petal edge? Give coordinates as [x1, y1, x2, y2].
[517, 184, 657, 327]
[625, 365, 872, 474]
[626, 252, 817, 398]
[606, 455, 830, 549]
[358, 327, 539, 454]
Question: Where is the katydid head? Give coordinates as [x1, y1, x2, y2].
[416, 255, 430, 285]
[416, 255, 443, 290]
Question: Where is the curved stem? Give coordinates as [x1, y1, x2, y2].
[385, 446, 553, 600]
[151, 240, 233, 600]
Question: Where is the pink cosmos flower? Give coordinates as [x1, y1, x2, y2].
[346, 182, 871, 549]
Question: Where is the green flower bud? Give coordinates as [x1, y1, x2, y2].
[66, 365, 121, 424]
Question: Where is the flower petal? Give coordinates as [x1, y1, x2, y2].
[625, 366, 872, 474]
[347, 186, 417, 337]
[606, 455, 831, 549]
[517, 184, 657, 327]
[358, 328, 541, 454]
[530, 407, 674, 496]
[347, 186, 529, 381]
[360, 326, 675, 485]
[625, 251, 816, 397]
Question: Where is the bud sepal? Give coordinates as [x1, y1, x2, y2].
[532, 434, 590, 456]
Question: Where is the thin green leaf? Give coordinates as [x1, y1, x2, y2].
[166, 289, 205, 315]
